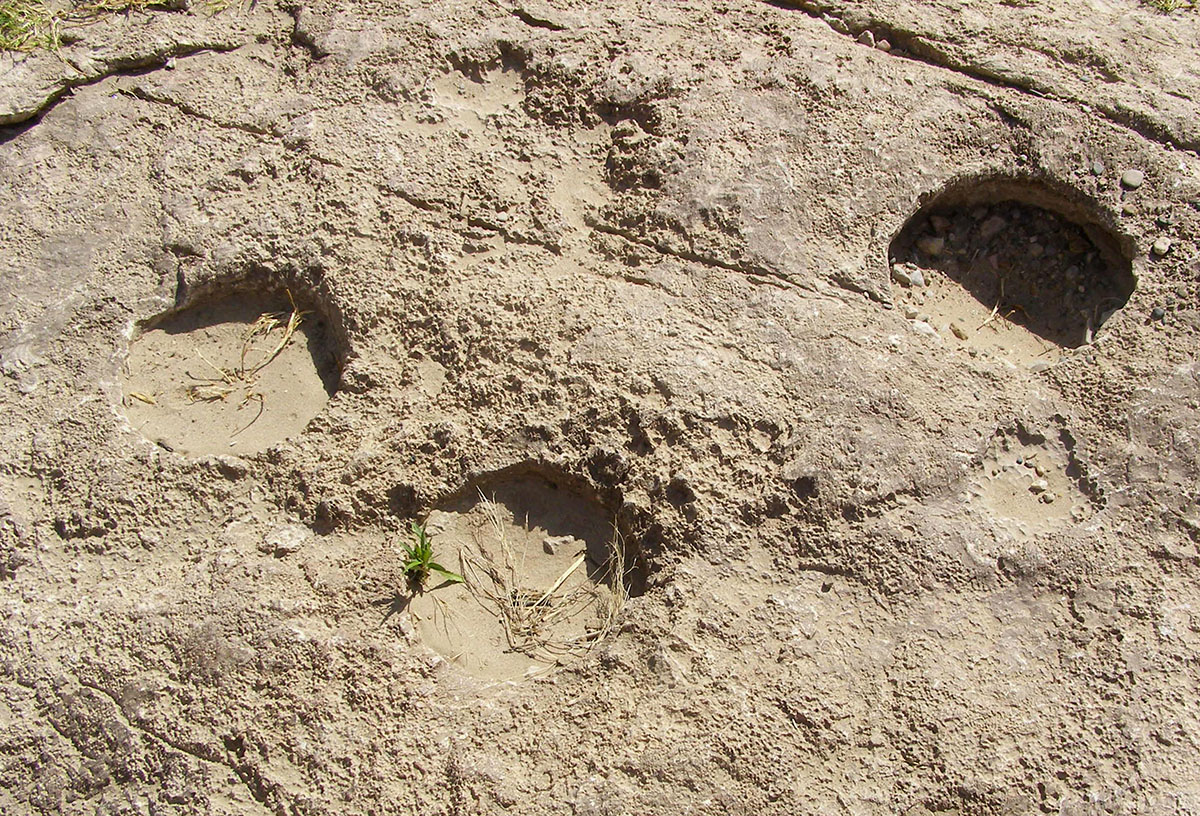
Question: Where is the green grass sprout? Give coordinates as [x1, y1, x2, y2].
[0, 0, 239, 53]
[402, 522, 464, 592]
[1140, 0, 1195, 11]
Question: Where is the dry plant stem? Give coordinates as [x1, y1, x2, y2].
[229, 392, 264, 438]
[456, 491, 627, 662]
[182, 291, 304, 435]
[241, 291, 304, 377]
[2, 0, 200, 52]
[533, 552, 586, 609]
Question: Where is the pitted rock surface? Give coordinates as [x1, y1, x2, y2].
[2, 1, 1199, 814]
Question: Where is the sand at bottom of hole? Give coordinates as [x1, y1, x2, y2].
[122, 297, 335, 456]
[902, 269, 1064, 366]
[408, 497, 623, 683]
[966, 443, 1091, 539]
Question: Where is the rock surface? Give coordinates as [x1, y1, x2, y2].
[1, 0, 1200, 814]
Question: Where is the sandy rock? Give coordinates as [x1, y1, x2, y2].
[978, 214, 1007, 241]
[1, 0, 1199, 813]
[915, 235, 946, 257]
[263, 524, 311, 556]
[891, 263, 925, 287]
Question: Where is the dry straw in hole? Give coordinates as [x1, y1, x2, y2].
[183, 290, 306, 436]
[453, 489, 628, 663]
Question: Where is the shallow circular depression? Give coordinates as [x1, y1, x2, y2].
[408, 471, 641, 682]
[121, 288, 341, 456]
[889, 178, 1135, 365]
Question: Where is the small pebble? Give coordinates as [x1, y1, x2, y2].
[902, 305, 919, 319]
[1040, 492, 1057, 504]
[875, 39, 891, 52]
[911, 321, 938, 338]
[1122, 202, 1138, 216]
[264, 524, 310, 556]
[857, 30, 875, 47]
[891, 264, 925, 288]
[1120, 169, 1145, 190]
[1090, 159, 1105, 176]
[950, 323, 968, 340]
[1156, 212, 1175, 228]
[1152, 237, 1172, 256]
[543, 535, 575, 555]
[978, 215, 1007, 241]
[1029, 479, 1049, 494]
[915, 235, 945, 257]
[1151, 306, 1165, 321]
[823, 12, 847, 32]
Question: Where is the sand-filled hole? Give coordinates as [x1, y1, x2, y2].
[965, 426, 1096, 541]
[889, 180, 1134, 365]
[121, 289, 340, 456]
[408, 473, 639, 682]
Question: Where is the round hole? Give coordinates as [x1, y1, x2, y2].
[121, 288, 341, 456]
[407, 472, 639, 681]
[889, 177, 1135, 362]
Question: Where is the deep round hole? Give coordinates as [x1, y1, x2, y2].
[122, 287, 342, 456]
[888, 178, 1135, 360]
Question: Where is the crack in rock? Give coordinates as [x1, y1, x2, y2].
[120, 84, 278, 138]
[74, 679, 280, 815]
[0, 42, 243, 130]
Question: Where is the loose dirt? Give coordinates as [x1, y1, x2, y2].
[890, 195, 1136, 367]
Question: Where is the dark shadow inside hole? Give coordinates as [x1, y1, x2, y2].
[150, 291, 341, 396]
[889, 181, 1135, 349]
[437, 473, 646, 598]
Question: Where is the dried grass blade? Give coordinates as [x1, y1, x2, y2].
[532, 552, 586, 610]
